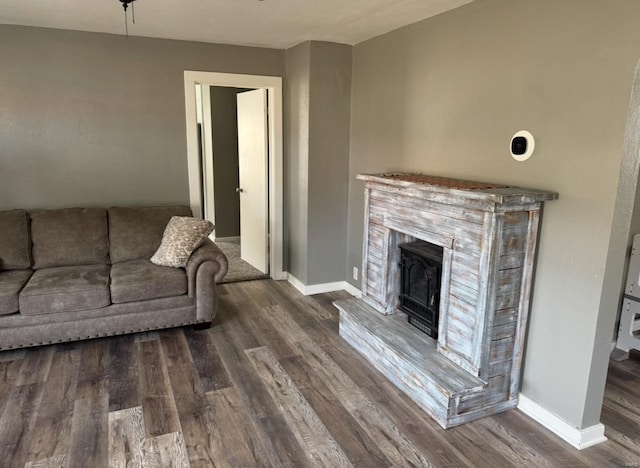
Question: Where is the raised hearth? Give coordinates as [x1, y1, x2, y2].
[335, 173, 558, 428]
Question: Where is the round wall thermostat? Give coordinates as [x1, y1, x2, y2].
[510, 130, 535, 161]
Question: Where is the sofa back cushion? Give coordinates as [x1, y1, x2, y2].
[108, 205, 192, 264]
[0, 210, 32, 270]
[31, 208, 110, 269]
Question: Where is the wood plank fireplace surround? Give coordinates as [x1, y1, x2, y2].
[335, 173, 558, 428]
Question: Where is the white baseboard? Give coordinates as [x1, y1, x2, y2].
[214, 236, 240, 243]
[342, 282, 363, 298]
[287, 274, 362, 297]
[286, 274, 310, 295]
[518, 394, 607, 450]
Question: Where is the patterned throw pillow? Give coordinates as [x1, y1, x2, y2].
[150, 216, 214, 268]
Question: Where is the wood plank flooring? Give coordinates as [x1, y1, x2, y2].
[0, 279, 638, 467]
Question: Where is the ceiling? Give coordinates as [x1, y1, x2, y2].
[0, 0, 473, 49]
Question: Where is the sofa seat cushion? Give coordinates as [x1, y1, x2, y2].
[110, 259, 187, 304]
[0, 269, 32, 315]
[30, 208, 110, 269]
[0, 210, 32, 270]
[19, 265, 111, 316]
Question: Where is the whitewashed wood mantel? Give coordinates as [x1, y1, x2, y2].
[335, 173, 558, 428]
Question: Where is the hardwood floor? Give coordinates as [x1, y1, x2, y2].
[0, 279, 638, 467]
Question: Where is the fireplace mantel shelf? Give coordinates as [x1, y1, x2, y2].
[337, 173, 558, 428]
[357, 173, 558, 207]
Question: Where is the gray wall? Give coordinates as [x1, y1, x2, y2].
[285, 41, 352, 285]
[285, 42, 311, 283]
[0, 25, 283, 211]
[630, 175, 640, 241]
[629, 118, 640, 242]
[346, 0, 640, 430]
[307, 42, 352, 285]
[210, 87, 240, 238]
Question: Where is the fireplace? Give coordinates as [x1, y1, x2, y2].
[398, 241, 443, 339]
[335, 173, 558, 428]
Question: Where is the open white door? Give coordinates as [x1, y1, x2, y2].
[237, 89, 269, 274]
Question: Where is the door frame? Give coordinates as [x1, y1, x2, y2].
[184, 71, 284, 280]
[195, 84, 215, 228]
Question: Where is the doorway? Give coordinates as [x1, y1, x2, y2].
[184, 71, 284, 280]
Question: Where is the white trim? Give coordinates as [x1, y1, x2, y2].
[214, 236, 240, 243]
[287, 275, 362, 297]
[184, 71, 285, 280]
[200, 84, 216, 226]
[342, 282, 363, 298]
[518, 394, 607, 450]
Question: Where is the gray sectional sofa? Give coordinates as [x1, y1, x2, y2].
[0, 205, 228, 350]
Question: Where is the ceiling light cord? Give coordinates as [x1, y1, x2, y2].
[124, 7, 128, 37]
[119, 0, 136, 37]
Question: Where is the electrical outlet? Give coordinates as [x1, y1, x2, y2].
[353, 267, 359, 281]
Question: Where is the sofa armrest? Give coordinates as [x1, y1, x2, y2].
[186, 239, 228, 323]
[186, 238, 228, 288]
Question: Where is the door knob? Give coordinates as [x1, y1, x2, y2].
[236, 187, 244, 193]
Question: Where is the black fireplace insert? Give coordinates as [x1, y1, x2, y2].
[398, 241, 443, 338]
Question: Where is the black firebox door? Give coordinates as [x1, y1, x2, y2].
[398, 241, 443, 339]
